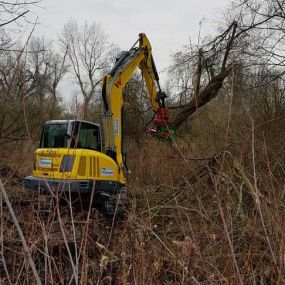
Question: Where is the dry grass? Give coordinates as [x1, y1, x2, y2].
[1, 98, 285, 284]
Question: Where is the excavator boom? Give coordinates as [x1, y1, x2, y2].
[102, 33, 172, 178]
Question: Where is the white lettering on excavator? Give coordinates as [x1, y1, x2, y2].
[101, 168, 114, 176]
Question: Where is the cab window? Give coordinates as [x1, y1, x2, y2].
[70, 122, 101, 151]
[41, 123, 68, 148]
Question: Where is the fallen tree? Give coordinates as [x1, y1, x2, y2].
[169, 22, 238, 130]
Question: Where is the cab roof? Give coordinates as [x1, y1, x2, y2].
[45, 119, 100, 128]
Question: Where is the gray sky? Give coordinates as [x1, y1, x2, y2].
[33, 0, 229, 101]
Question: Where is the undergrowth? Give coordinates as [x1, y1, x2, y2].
[0, 98, 285, 284]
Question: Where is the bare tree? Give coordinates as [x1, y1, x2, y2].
[226, 0, 285, 84]
[27, 37, 69, 116]
[0, 36, 68, 144]
[60, 19, 113, 119]
[168, 22, 238, 130]
[0, 0, 40, 28]
[167, 0, 285, 130]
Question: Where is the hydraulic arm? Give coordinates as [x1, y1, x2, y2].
[101, 33, 173, 179]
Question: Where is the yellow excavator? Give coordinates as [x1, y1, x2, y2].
[24, 33, 174, 215]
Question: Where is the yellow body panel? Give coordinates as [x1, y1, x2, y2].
[33, 148, 126, 184]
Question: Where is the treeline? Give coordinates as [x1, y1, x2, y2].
[1, 0, 285, 150]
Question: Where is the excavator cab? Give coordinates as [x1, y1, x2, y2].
[40, 120, 102, 151]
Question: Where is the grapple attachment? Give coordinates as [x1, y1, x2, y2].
[148, 107, 175, 141]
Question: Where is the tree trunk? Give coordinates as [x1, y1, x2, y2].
[169, 66, 232, 130]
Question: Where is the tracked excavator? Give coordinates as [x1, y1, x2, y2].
[24, 33, 174, 216]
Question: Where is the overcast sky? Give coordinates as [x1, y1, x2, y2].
[32, 0, 230, 100]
